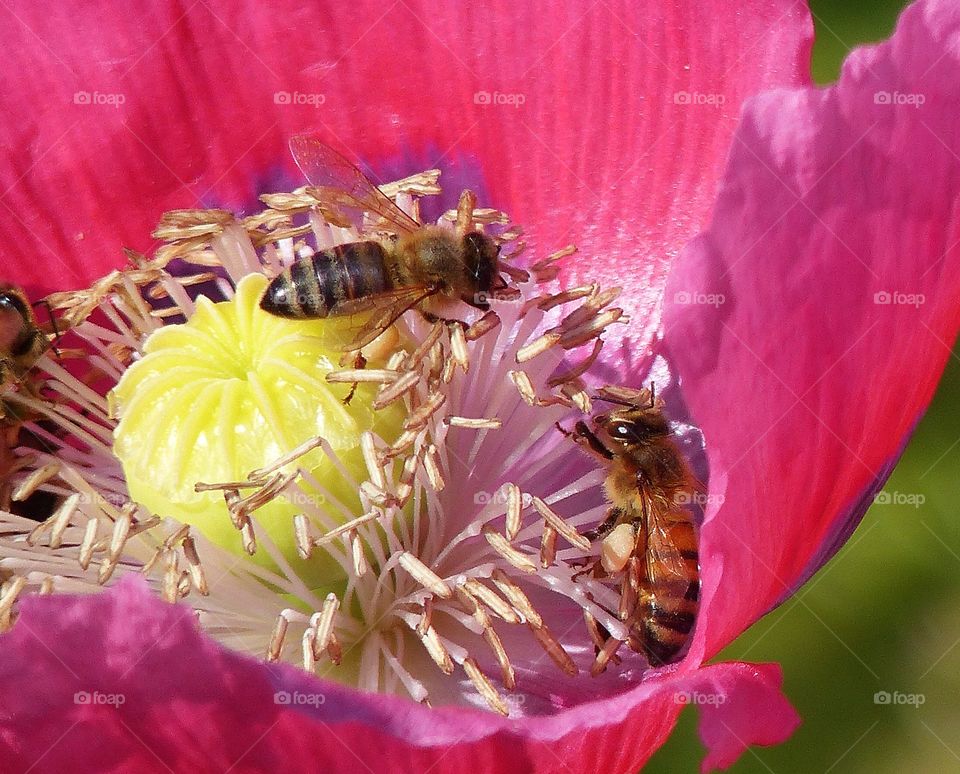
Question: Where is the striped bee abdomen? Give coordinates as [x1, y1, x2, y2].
[637, 515, 699, 666]
[259, 241, 390, 319]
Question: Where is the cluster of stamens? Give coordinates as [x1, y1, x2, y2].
[0, 164, 662, 715]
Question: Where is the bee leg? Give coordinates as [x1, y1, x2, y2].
[460, 293, 490, 312]
[33, 299, 61, 359]
[557, 420, 615, 461]
[582, 506, 626, 541]
[570, 556, 604, 581]
[420, 310, 470, 328]
[24, 327, 49, 362]
[0, 357, 15, 391]
[342, 352, 366, 406]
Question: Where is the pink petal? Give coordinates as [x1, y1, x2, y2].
[0, 580, 797, 773]
[664, 0, 960, 659]
[1, 0, 810, 352]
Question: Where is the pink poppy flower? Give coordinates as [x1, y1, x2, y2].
[2, 1, 959, 772]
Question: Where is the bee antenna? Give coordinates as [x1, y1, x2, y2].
[591, 393, 640, 409]
[31, 298, 62, 359]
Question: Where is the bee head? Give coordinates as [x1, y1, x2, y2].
[0, 285, 30, 323]
[595, 406, 670, 448]
[0, 285, 34, 353]
[462, 232, 500, 292]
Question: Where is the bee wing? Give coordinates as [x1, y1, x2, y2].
[642, 498, 696, 586]
[289, 135, 421, 235]
[333, 284, 440, 351]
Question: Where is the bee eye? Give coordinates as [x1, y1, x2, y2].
[610, 422, 636, 441]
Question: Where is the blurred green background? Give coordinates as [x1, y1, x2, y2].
[646, 1, 960, 771]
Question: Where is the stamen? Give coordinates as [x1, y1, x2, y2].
[403, 392, 446, 432]
[509, 370, 537, 406]
[482, 527, 537, 573]
[445, 417, 501, 430]
[326, 369, 401, 384]
[12, 462, 61, 501]
[398, 552, 453, 599]
[504, 484, 523, 541]
[531, 496, 591, 551]
[529, 622, 578, 676]
[314, 510, 379, 546]
[267, 611, 293, 662]
[182, 536, 209, 596]
[540, 525, 558, 567]
[414, 622, 454, 675]
[591, 637, 624, 677]
[373, 370, 420, 409]
[448, 323, 469, 373]
[462, 656, 508, 716]
[458, 579, 521, 624]
[548, 338, 604, 387]
[529, 244, 577, 282]
[464, 311, 500, 341]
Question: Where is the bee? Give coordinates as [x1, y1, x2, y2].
[260, 135, 514, 351]
[560, 385, 700, 667]
[0, 283, 55, 512]
[0, 284, 48, 392]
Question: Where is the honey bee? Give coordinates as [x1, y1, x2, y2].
[560, 385, 700, 667]
[0, 283, 54, 511]
[260, 135, 513, 351]
[0, 284, 48, 392]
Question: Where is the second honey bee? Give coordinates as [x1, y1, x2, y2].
[0, 282, 54, 511]
[561, 385, 700, 668]
[0, 283, 48, 392]
[260, 135, 514, 351]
